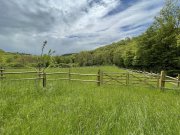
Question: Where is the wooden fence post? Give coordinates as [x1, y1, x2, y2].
[101, 70, 103, 85]
[38, 68, 41, 78]
[157, 74, 160, 88]
[177, 74, 180, 87]
[68, 68, 71, 81]
[43, 72, 46, 87]
[38, 70, 42, 87]
[0, 67, 3, 80]
[126, 72, 129, 85]
[97, 69, 101, 86]
[159, 71, 166, 90]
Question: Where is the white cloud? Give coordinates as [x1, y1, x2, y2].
[0, 0, 164, 54]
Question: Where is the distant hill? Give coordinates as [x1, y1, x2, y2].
[61, 53, 77, 56]
[73, 37, 138, 67]
[0, 49, 37, 67]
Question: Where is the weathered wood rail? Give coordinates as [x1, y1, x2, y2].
[0, 67, 179, 90]
[130, 70, 180, 90]
[0, 68, 100, 88]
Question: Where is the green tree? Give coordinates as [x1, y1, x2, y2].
[123, 51, 135, 68]
[137, 0, 180, 71]
[113, 50, 124, 67]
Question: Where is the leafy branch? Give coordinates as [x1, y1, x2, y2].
[37, 41, 55, 72]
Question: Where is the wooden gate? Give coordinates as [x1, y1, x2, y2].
[103, 72, 128, 86]
[102, 71, 159, 88]
[129, 72, 159, 88]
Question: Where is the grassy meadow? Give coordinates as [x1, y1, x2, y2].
[0, 66, 180, 135]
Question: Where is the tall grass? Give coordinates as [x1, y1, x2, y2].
[0, 66, 179, 135]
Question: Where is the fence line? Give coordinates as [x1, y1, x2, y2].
[131, 69, 180, 90]
[0, 68, 100, 87]
[0, 67, 179, 90]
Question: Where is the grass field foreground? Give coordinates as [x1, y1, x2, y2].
[0, 66, 180, 135]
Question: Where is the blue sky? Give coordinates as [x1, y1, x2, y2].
[0, 0, 164, 54]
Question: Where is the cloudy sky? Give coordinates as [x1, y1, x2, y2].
[0, 0, 164, 55]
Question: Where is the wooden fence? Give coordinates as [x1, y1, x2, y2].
[130, 70, 180, 90]
[0, 68, 99, 88]
[0, 67, 179, 90]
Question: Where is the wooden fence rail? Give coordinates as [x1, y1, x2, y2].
[0, 67, 179, 90]
[0, 67, 100, 88]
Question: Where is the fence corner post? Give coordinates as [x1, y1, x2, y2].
[43, 72, 46, 88]
[159, 70, 166, 90]
[177, 74, 180, 87]
[97, 69, 101, 86]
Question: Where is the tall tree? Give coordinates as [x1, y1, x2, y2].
[137, 0, 180, 71]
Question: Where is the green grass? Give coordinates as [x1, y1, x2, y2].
[0, 66, 180, 135]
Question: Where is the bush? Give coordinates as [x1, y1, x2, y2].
[7, 63, 24, 68]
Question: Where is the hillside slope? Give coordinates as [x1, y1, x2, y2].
[0, 49, 36, 67]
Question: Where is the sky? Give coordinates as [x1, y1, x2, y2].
[0, 0, 164, 55]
